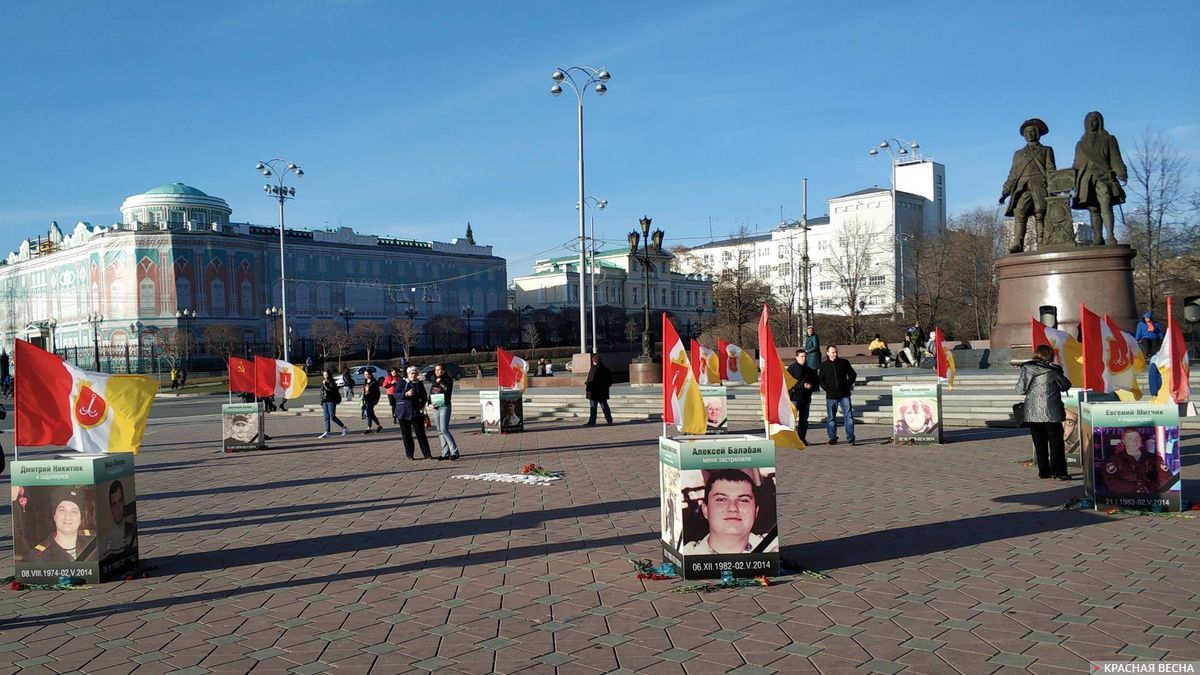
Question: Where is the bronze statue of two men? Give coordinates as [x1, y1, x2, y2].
[1000, 112, 1127, 253]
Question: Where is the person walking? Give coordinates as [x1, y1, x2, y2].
[429, 363, 460, 460]
[361, 370, 384, 434]
[584, 354, 613, 426]
[318, 369, 349, 439]
[817, 345, 857, 445]
[804, 326, 821, 366]
[395, 366, 433, 459]
[341, 366, 355, 401]
[304, 356, 313, 374]
[383, 367, 402, 424]
[1016, 344, 1073, 480]
[786, 349, 819, 445]
[170, 367, 179, 390]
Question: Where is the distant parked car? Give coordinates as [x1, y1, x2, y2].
[334, 365, 389, 387]
[420, 363, 467, 381]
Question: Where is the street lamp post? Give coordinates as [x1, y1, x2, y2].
[255, 158, 304, 362]
[780, 218, 813, 344]
[579, 196, 608, 351]
[628, 216, 663, 361]
[264, 306, 282, 357]
[176, 308, 196, 370]
[462, 305, 475, 351]
[87, 312, 104, 370]
[550, 65, 611, 356]
[869, 138, 919, 315]
[338, 307, 356, 334]
[694, 306, 704, 339]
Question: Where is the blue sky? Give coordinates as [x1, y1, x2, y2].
[1, 1, 1196, 277]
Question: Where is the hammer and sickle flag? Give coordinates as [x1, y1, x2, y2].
[15, 339, 158, 454]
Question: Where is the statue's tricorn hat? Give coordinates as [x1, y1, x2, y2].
[1019, 118, 1049, 136]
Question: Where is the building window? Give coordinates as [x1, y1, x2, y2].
[869, 275, 886, 287]
[722, 251, 732, 262]
[240, 280, 253, 317]
[138, 278, 156, 316]
[819, 280, 833, 291]
[210, 279, 226, 315]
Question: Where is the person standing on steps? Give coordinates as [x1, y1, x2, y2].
[786, 349, 819, 446]
[804, 326, 821, 366]
[317, 369, 348, 439]
[817, 345, 857, 446]
[584, 354, 613, 426]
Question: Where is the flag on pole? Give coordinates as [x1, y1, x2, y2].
[254, 356, 308, 400]
[689, 341, 720, 385]
[1080, 304, 1104, 392]
[758, 305, 804, 449]
[1030, 318, 1084, 386]
[934, 326, 956, 390]
[14, 339, 158, 454]
[496, 347, 528, 391]
[1101, 313, 1145, 399]
[229, 357, 255, 393]
[717, 338, 759, 385]
[1151, 296, 1191, 405]
[663, 314, 707, 434]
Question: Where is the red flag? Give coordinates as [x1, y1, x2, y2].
[14, 339, 74, 446]
[229, 357, 255, 393]
[717, 338, 731, 381]
[254, 356, 275, 397]
[690, 339, 701, 382]
[1080, 304, 1104, 391]
[1166, 297, 1191, 403]
[496, 347, 528, 390]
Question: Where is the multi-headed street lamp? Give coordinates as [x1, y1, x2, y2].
[551, 65, 611, 355]
[338, 307, 356, 333]
[628, 216, 664, 361]
[176, 308, 196, 370]
[87, 312, 104, 369]
[255, 158, 304, 362]
[462, 305, 476, 351]
[869, 138, 919, 313]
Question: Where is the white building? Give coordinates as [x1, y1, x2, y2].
[512, 247, 715, 329]
[679, 158, 946, 317]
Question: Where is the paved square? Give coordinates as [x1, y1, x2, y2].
[2, 411, 1199, 673]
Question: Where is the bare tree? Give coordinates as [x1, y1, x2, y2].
[351, 322, 386, 361]
[311, 319, 352, 369]
[944, 207, 1006, 339]
[426, 314, 465, 354]
[1124, 129, 1192, 311]
[484, 309, 519, 347]
[901, 230, 953, 332]
[157, 327, 195, 372]
[389, 318, 420, 359]
[523, 324, 542, 349]
[823, 218, 887, 344]
[710, 226, 772, 346]
[204, 324, 242, 370]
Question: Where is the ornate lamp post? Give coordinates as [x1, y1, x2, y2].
[255, 158, 303, 362]
[87, 312, 103, 370]
[869, 138, 919, 314]
[338, 307, 356, 333]
[550, 65, 611, 355]
[628, 216, 664, 361]
[175, 308, 196, 370]
[264, 306, 282, 357]
[462, 305, 475, 350]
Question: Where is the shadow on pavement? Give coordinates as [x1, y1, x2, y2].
[139, 493, 495, 534]
[141, 471, 400, 502]
[783, 509, 1110, 572]
[1, 497, 661, 629]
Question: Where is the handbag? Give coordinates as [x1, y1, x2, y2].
[422, 410, 433, 429]
[1012, 402, 1026, 426]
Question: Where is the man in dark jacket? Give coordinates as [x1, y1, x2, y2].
[786, 349, 819, 445]
[817, 345, 857, 445]
[584, 354, 613, 426]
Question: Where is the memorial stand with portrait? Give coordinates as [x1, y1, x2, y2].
[1081, 401, 1181, 511]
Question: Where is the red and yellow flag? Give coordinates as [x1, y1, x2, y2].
[758, 305, 804, 449]
[934, 326, 956, 391]
[663, 314, 706, 434]
[496, 347, 528, 391]
[717, 338, 759, 385]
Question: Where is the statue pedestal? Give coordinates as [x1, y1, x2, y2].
[991, 244, 1138, 354]
[629, 360, 661, 386]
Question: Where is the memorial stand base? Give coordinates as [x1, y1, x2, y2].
[629, 360, 661, 386]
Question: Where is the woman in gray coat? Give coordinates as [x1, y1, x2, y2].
[1016, 345, 1074, 480]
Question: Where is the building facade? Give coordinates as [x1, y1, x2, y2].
[512, 247, 715, 328]
[678, 158, 946, 318]
[0, 183, 507, 359]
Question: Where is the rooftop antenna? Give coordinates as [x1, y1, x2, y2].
[708, 216, 713, 242]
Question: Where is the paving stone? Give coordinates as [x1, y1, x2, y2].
[206, 635, 246, 646]
[248, 648, 288, 660]
[900, 638, 946, 651]
[694, 601, 724, 611]
[361, 643, 401, 655]
[728, 665, 776, 675]
[425, 624, 459, 636]
[938, 619, 981, 631]
[533, 621, 571, 633]
[439, 598, 469, 609]
[131, 651, 171, 664]
[168, 668, 212, 675]
[412, 656, 458, 671]
[642, 617, 682, 628]
[14, 657, 55, 668]
[591, 634, 631, 647]
[823, 625, 865, 637]
[654, 648, 699, 663]
[534, 652, 576, 667]
[1146, 626, 1192, 638]
[863, 609, 902, 620]
[989, 653, 1037, 668]
[792, 597, 830, 608]
[1119, 645, 1168, 660]
[317, 629, 356, 641]
[706, 629, 749, 642]
[751, 613, 791, 625]
[476, 637, 519, 650]
[288, 663, 333, 675]
[860, 659, 906, 675]
[777, 644, 822, 657]
[485, 609, 520, 620]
